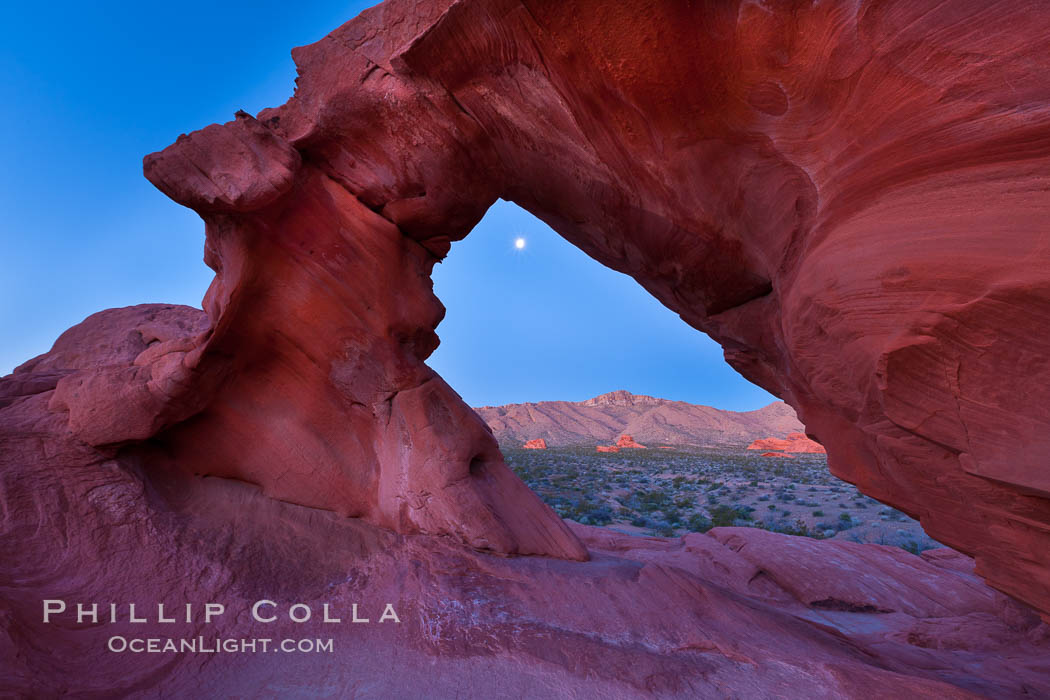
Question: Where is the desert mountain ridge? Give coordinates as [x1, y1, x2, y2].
[474, 389, 806, 447]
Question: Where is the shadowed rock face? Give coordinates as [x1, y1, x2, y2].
[141, 0, 1050, 613]
[4, 0, 1050, 694]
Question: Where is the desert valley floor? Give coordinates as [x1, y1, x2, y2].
[503, 447, 938, 553]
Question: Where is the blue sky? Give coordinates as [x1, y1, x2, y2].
[1, 1, 776, 411]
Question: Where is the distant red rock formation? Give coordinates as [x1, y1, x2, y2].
[761, 452, 795, 459]
[523, 438, 547, 449]
[748, 433, 826, 454]
[616, 434, 647, 449]
[596, 435, 646, 451]
[749, 437, 794, 451]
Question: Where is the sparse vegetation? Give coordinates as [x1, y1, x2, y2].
[503, 445, 940, 553]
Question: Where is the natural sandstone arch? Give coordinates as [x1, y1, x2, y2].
[47, 0, 1050, 614]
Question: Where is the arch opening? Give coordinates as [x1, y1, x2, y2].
[429, 200, 939, 551]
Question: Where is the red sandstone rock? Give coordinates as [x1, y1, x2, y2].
[137, 2, 1050, 618]
[748, 433, 827, 454]
[138, 113, 586, 561]
[615, 434, 646, 449]
[4, 0, 1050, 694]
[522, 438, 547, 449]
[748, 437, 794, 451]
[761, 451, 795, 459]
[595, 445, 620, 453]
[163, 0, 1050, 617]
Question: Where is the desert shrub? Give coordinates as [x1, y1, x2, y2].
[816, 522, 838, 536]
[686, 513, 712, 532]
[766, 518, 816, 538]
[835, 513, 854, 531]
[709, 504, 752, 527]
[812, 510, 824, 517]
[580, 507, 613, 526]
[650, 520, 676, 537]
[635, 489, 671, 511]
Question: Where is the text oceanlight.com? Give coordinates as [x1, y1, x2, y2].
[107, 637, 334, 654]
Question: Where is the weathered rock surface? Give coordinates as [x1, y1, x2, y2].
[478, 390, 804, 447]
[748, 432, 827, 454]
[4, 0, 1050, 694]
[595, 444, 620, 453]
[522, 438, 547, 449]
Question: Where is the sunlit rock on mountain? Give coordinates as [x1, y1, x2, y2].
[747, 432, 827, 454]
